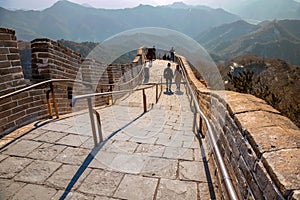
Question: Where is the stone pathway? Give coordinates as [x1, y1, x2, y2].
[0, 60, 220, 199]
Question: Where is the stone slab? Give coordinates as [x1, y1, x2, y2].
[78, 169, 123, 196]
[141, 157, 177, 179]
[109, 154, 147, 173]
[247, 126, 300, 155]
[10, 184, 57, 200]
[2, 139, 42, 156]
[57, 134, 90, 147]
[27, 143, 66, 161]
[129, 135, 158, 144]
[89, 151, 118, 170]
[0, 156, 32, 178]
[46, 164, 91, 190]
[0, 154, 8, 162]
[21, 129, 47, 140]
[226, 92, 279, 115]
[134, 143, 165, 157]
[0, 179, 26, 200]
[51, 190, 95, 200]
[54, 147, 90, 166]
[235, 111, 275, 130]
[41, 123, 72, 132]
[103, 140, 138, 154]
[263, 148, 300, 197]
[33, 130, 68, 143]
[179, 160, 208, 182]
[14, 160, 61, 184]
[113, 174, 158, 200]
[156, 179, 197, 200]
[163, 146, 193, 160]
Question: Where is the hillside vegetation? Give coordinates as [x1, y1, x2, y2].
[219, 55, 300, 127]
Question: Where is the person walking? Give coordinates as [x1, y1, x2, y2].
[163, 63, 173, 92]
[174, 65, 182, 91]
[170, 47, 175, 62]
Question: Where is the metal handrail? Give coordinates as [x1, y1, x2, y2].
[109, 63, 145, 104]
[71, 84, 160, 146]
[176, 56, 239, 200]
[0, 79, 92, 101]
[101, 64, 144, 87]
[0, 79, 93, 119]
[71, 85, 155, 106]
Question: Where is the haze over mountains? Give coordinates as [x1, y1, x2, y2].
[1, 0, 300, 66]
[1, 0, 300, 41]
[231, 0, 300, 21]
[197, 19, 300, 65]
[0, 0, 240, 41]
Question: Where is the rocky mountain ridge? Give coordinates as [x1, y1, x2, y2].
[0, 0, 240, 41]
[197, 19, 300, 66]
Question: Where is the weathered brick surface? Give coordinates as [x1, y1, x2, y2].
[0, 28, 26, 97]
[178, 55, 300, 200]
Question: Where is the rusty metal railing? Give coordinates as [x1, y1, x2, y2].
[0, 79, 93, 119]
[176, 56, 239, 200]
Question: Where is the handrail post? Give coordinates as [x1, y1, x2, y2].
[87, 97, 98, 146]
[160, 77, 163, 98]
[46, 90, 53, 118]
[93, 109, 103, 143]
[110, 85, 113, 105]
[156, 84, 158, 103]
[143, 89, 147, 113]
[192, 106, 197, 133]
[199, 116, 203, 137]
[50, 82, 59, 119]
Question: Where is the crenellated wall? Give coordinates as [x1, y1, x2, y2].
[31, 38, 82, 81]
[178, 55, 300, 200]
[0, 28, 27, 96]
[0, 28, 49, 134]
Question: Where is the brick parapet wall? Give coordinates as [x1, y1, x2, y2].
[0, 28, 27, 96]
[30, 38, 84, 115]
[0, 28, 49, 135]
[31, 38, 82, 81]
[1, 32, 144, 136]
[178, 55, 300, 200]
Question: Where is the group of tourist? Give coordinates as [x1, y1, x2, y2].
[147, 46, 182, 93]
[163, 63, 182, 93]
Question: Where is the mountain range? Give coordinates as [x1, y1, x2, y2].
[230, 0, 300, 21]
[1, 0, 300, 66]
[0, 0, 240, 42]
[197, 19, 300, 66]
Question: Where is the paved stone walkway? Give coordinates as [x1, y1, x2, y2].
[0, 60, 220, 199]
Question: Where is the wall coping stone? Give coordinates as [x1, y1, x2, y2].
[31, 38, 81, 57]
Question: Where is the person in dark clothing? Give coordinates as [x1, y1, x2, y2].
[170, 47, 175, 62]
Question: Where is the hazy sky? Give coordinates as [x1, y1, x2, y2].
[0, 0, 250, 10]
